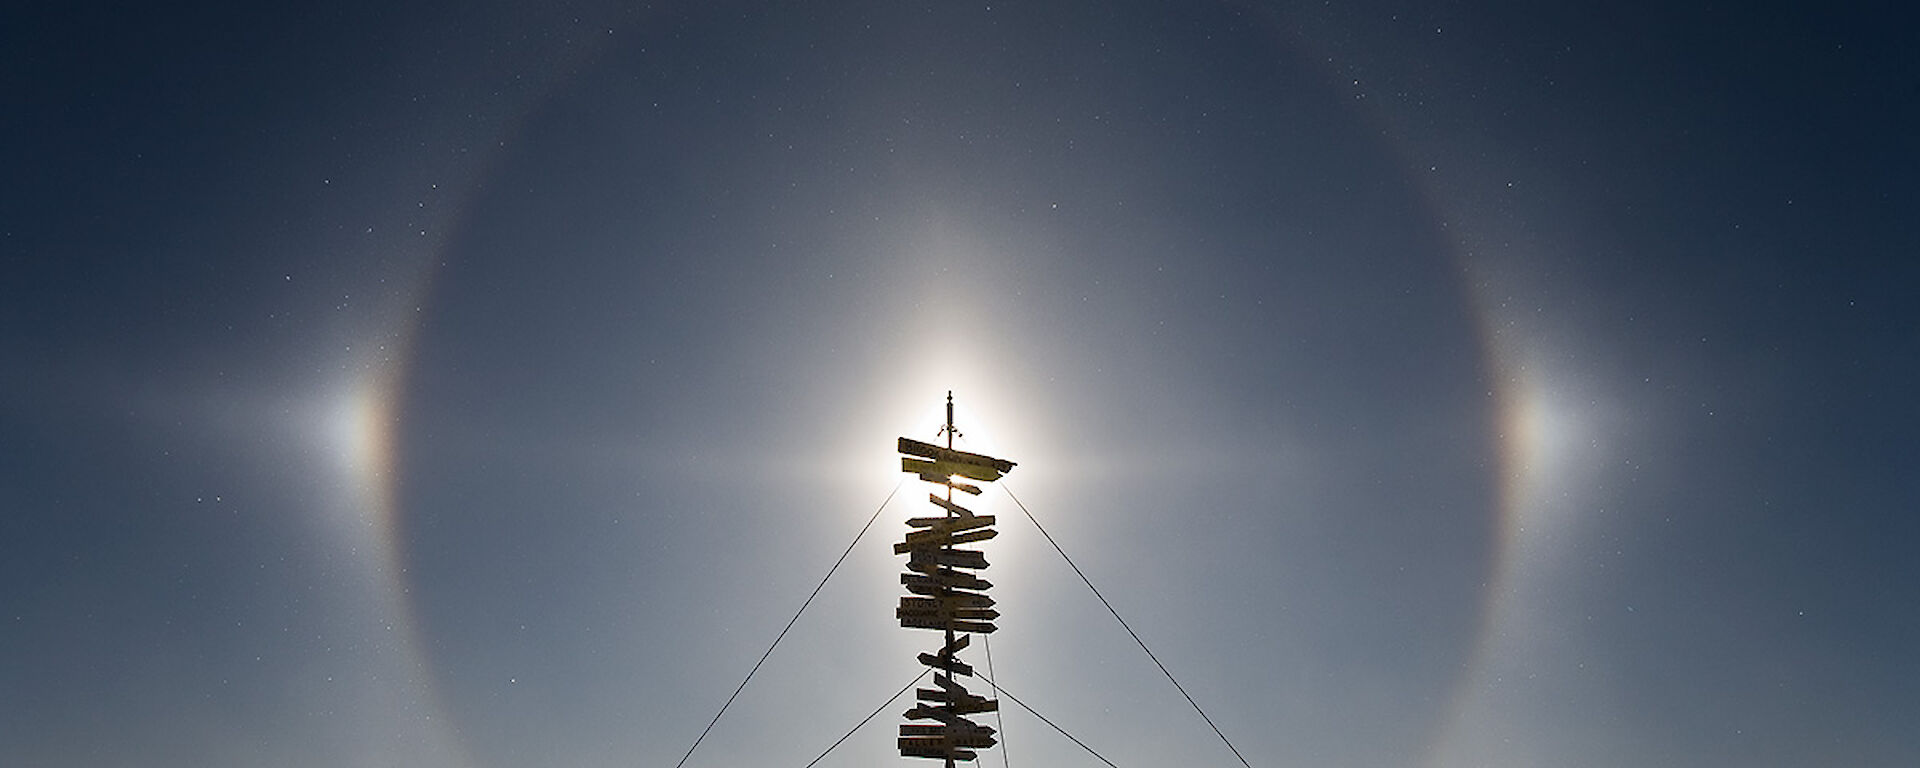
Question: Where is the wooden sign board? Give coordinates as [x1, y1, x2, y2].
[899, 730, 998, 749]
[925, 494, 979, 518]
[897, 606, 1000, 624]
[916, 687, 995, 710]
[895, 527, 996, 553]
[900, 459, 990, 493]
[907, 700, 999, 719]
[903, 570, 992, 592]
[897, 438, 1016, 477]
[899, 738, 979, 761]
[902, 722, 996, 740]
[902, 580, 994, 599]
[917, 651, 975, 676]
[898, 592, 996, 609]
[906, 548, 989, 571]
[905, 513, 996, 533]
[898, 614, 997, 634]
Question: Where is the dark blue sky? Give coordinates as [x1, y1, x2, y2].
[4, 2, 1916, 766]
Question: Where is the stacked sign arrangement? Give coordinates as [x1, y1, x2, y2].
[895, 433, 1016, 764]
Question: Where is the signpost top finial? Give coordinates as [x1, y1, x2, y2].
[940, 391, 960, 445]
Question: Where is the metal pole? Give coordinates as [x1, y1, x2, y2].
[943, 390, 956, 768]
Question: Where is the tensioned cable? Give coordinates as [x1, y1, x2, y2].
[1001, 485, 1254, 768]
[800, 667, 931, 768]
[984, 633, 1010, 768]
[672, 479, 907, 768]
[976, 669, 1119, 768]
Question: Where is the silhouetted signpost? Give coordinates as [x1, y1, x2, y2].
[896, 394, 1015, 765]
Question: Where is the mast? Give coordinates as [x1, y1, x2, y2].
[940, 393, 958, 768]
[894, 393, 1016, 765]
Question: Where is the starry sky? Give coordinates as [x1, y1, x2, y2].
[4, 2, 1917, 766]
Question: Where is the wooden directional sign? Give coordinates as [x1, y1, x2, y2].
[918, 675, 995, 707]
[899, 738, 979, 762]
[901, 723, 996, 742]
[898, 438, 1016, 479]
[895, 527, 997, 553]
[902, 577, 992, 598]
[898, 607, 999, 626]
[902, 570, 992, 592]
[911, 698, 1000, 719]
[903, 704, 961, 725]
[913, 476, 983, 495]
[907, 697, 999, 718]
[923, 494, 979, 519]
[898, 598, 998, 618]
[898, 592, 995, 609]
[915, 634, 978, 676]
[906, 547, 989, 571]
[899, 614, 997, 634]
[917, 651, 974, 676]
[903, 459, 977, 491]
[901, 722, 997, 747]
[905, 512, 996, 533]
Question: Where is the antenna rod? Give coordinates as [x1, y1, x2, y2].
[944, 390, 957, 450]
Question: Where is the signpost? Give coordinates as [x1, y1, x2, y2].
[895, 393, 1015, 766]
